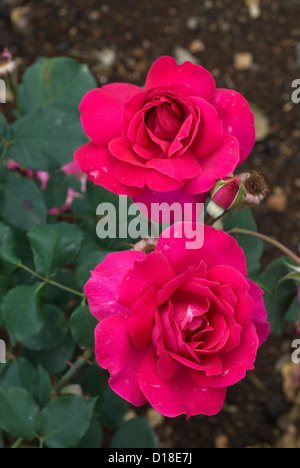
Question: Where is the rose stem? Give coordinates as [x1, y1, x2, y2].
[228, 227, 300, 266]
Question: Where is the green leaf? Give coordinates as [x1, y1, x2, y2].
[0, 113, 10, 138]
[43, 171, 69, 211]
[77, 417, 103, 449]
[7, 108, 87, 171]
[0, 114, 10, 157]
[23, 332, 75, 376]
[13, 228, 34, 268]
[0, 222, 21, 266]
[23, 304, 66, 351]
[72, 183, 129, 250]
[1, 283, 44, 343]
[259, 258, 298, 334]
[224, 209, 263, 279]
[28, 223, 83, 277]
[285, 296, 299, 323]
[70, 302, 97, 348]
[111, 418, 158, 449]
[0, 433, 4, 448]
[98, 388, 128, 428]
[18, 57, 96, 114]
[0, 386, 39, 438]
[73, 362, 105, 397]
[0, 178, 46, 231]
[76, 251, 107, 289]
[0, 357, 35, 391]
[44, 269, 80, 306]
[39, 396, 97, 448]
[31, 365, 52, 408]
[279, 271, 300, 284]
[0, 273, 10, 319]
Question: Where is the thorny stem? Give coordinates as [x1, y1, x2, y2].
[54, 348, 94, 394]
[228, 228, 300, 266]
[19, 264, 85, 298]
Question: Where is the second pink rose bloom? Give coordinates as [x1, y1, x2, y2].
[74, 56, 255, 211]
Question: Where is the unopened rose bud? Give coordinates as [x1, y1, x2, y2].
[207, 175, 246, 219]
[239, 171, 269, 206]
[0, 48, 16, 76]
[133, 237, 157, 254]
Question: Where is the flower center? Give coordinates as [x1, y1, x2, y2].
[145, 102, 182, 142]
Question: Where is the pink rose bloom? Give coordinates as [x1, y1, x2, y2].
[85, 223, 269, 418]
[74, 56, 255, 212]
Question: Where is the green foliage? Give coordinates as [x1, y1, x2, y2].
[7, 109, 87, 171]
[0, 178, 47, 230]
[0, 357, 35, 391]
[224, 208, 263, 279]
[70, 302, 98, 348]
[258, 258, 298, 334]
[0, 55, 157, 449]
[28, 223, 83, 277]
[98, 388, 129, 428]
[111, 418, 158, 448]
[1, 283, 44, 344]
[17, 57, 97, 114]
[39, 396, 97, 448]
[0, 222, 21, 266]
[0, 386, 39, 438]
[30, 365, 52, 408]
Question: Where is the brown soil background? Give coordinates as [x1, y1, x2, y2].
[1, 0, 300, 449]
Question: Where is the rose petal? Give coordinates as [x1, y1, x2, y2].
[74, 142, 145, 197]
[128, 287, 159, 349]
[115, 161, 185, 192]
[156, 223, 247, 277]
[185, 134, 241, 194]
[212, 89, 255, 164]
[248, 280, 270, 346]
[189, 323, 259, 388]
[145, 56, 216, 102]
[189, 96, 224, 158]
[138, 348, 227, 417]
[85, 250, 146, 321]
[79, 83, 142, 146]
[95, 317, 148, 406]
[153, 311, 179, 380]
[117, 252, 176, 309]
[207, 265, 253, 328]
[145, 151, 202, 182]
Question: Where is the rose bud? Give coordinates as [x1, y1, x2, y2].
[0, 48, 16, 77]
[239, 171, 269, 206]
[207, 175, 246, 219]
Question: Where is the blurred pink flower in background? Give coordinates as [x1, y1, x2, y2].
[0, 48, 16, 76]
[7, 159, 87, 213]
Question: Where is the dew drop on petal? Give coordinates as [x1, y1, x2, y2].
[90, 170, 99, 180]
